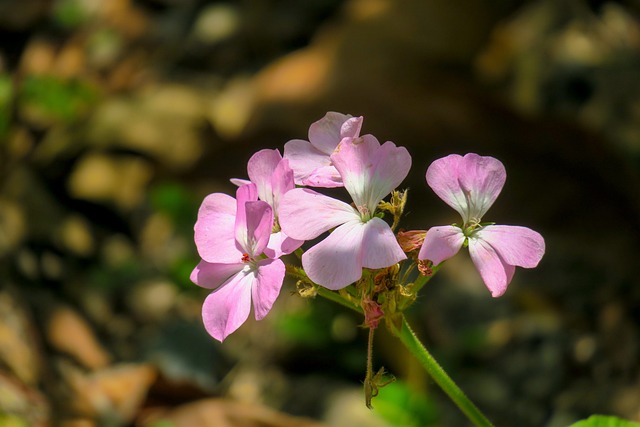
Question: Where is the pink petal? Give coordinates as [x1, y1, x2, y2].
[418, 225, 465, 265]
[230, 178, 251, 187]
[247, 149, 282, 206]
[331, 136, 411, 214]
[302, 165, 343, 188]
[426, 153, 505, 223]
[425, 154, 467, 218]
[201, 268, 255, 341]
[308, 112, 354, 154]
[235, 200, 273, 257]
[235, 181, 258, 203]
[283, 139, 342, 187]
[340, 116, 363, 139]
[264, 231, 304, 259]
[474, 225, 545, 268]
[190, 260, 244, 289]
[365, 141, 411, 209]
[361, 217, 407, 269]
[468, 237, 515, 297]
[252, 258, 286, 320]
[234, 184, 257, 253]
[458, 154, 506, 220]
[271, 158, 295, 215]
[194, 193, 241, 263]
[279, 188, 359, 240]
[331, 135, 379, 206]
[301, 220, 365, 290]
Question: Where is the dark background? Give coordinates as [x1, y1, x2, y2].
[1, 0, 640, 426]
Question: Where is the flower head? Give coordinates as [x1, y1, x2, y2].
[279, 135, 410, 290]
[283, 112, 363, 188]
[191, 183, 285, 341]
[418, 153, 545, 297]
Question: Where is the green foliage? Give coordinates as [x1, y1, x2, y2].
[168, 256, 200, 290]
[275, 298, 337, 348]
[150, 182, 200, 231]
[0, 73, 13, 137]
[89, 259, 143, 292]
[150, 182, 201, 290]
[52, 0, 90, 28]
[19, 75, 98, 124]
[373, 380, 439, 427]
[459, 325, 490, 353]
[568, 415, 640, 427]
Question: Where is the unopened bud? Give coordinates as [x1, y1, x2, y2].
[296, 281, 317, 298]
[417, 259, 433, 276]
[362, 297, 384, 329]
[397, 230, 427, 253]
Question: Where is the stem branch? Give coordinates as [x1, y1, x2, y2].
[306, 268, 492, 426]
[316, 286, 362, 313]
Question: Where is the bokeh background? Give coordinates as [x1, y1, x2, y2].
[1, 0, 640, 426]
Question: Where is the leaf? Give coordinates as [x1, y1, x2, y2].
[62, 362, 157, 422]
[372, 380, 439, 427]
[567, 415, 640, 427]
[46, 305, 111, 370]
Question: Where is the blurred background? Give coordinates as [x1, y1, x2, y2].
[1, 0, 640, 426]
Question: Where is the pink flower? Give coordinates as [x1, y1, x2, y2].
[231, 149, 304, 258]
[190, 184, 285, 341]
[279, 135, 410, 290]
[418, 153, 545, 297]
[283, 112, 363, 187]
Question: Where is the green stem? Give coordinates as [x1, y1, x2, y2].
[316, 286, 362, 313]
[285, 264, 306, 281]
[287, 264, 362, 313]
[364, 326, 375, 409]
[395, 315, 494, 427]
[307, 269, 492, 426]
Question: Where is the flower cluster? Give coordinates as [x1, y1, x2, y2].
[191, 112, 545, 341]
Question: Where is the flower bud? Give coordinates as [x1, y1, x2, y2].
[397, 230, 427, 253]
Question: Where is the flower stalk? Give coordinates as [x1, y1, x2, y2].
[364, 326, 376, 409]
[393, 315, 495, 427]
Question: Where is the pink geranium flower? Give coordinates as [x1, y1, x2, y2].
[283, 111, 363, 187]
[190, 184, 285, 341]
[418, 153, 545, 297]
[279, 135, 410, 290]
[231, 149, 304, 258]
